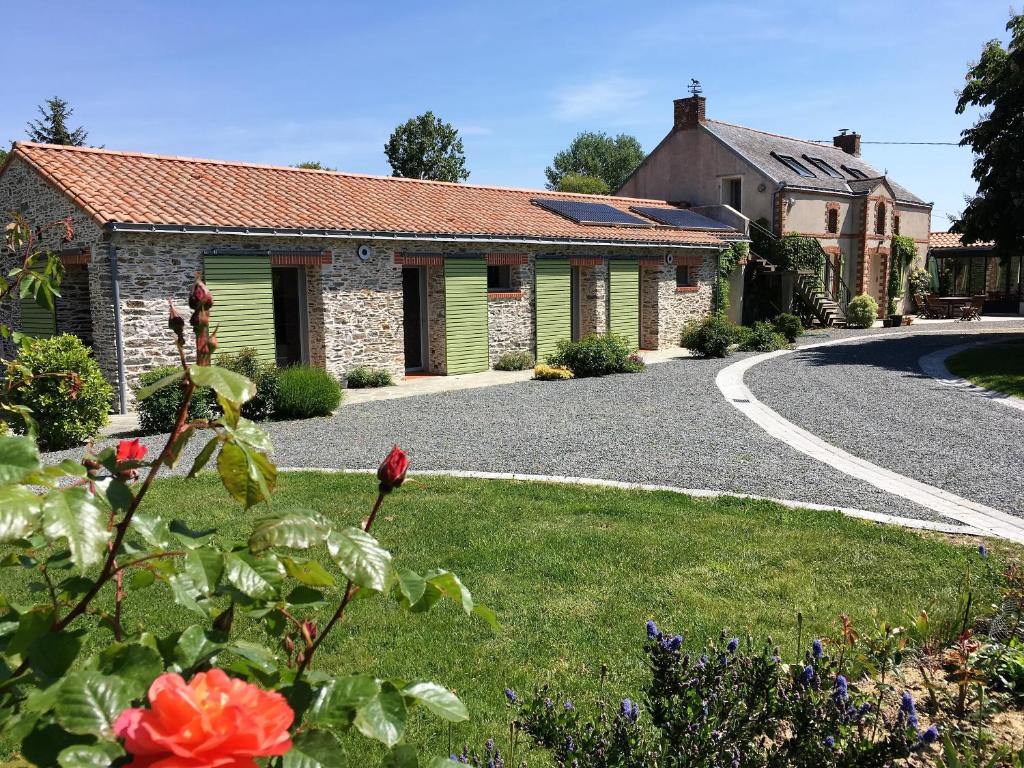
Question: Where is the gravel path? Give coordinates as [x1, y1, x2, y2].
[746, 323, 1024, 518]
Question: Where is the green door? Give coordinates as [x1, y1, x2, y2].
[444, 258, 489, 374]
[608, 260, 640, 348]
[20, 297, 56, 338]
[535, 259, 571, 361]
[203, 255, 276, 361]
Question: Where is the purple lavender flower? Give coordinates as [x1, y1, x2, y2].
[564, 700, 574, 711]
[812, 638, 823, 659]
[504, 688, 518, 704]
[727, 637, 739, 653]
[665, 634, 683, 651]
[978, 544, 988, 558]
[620, 698, 639, 722]
[564, 736, 575, 753]
[800, 665, 814, 685]
[900, 691, 920, 730]
[485, 739, 494, 752]
[921, 725, 939, 745]
[834, 674, 849, 700]
[825, 735, 835, 750]
[544, 697, 554, 710]
[646, 620, 659, 638]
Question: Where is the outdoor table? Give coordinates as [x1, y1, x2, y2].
[937, 296, 971, 318]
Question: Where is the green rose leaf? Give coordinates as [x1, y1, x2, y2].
[167, 573, 209, 617]
[228, 418, 274, 452]
[425, 571, 473, 614]
[129, 569, 156, 591]
[185, 547, 223, 596]
[129, 510, 177, 549]
[282, 557, 336, 587]
[354, 683, 407, 748]
[382, 745, 420, 768]
[396, 569, 426, 607]
[188, 436, 221, 478]
[0, 485, 42, 542]
[30, 630, 85, 685]
[41, 488, 109, 572]
[224, 552, 281, 600]
[189, 365, 255, 405]
[217, 441, 277, 509]
[98, 640, 163, 699]
[249, 513, 329, 553]
[327, 527, 393, 592]
[55, 671, 132, 739]
[58, 741, 126, 768]
[0, 435, 41, 484]
[282, 729, 345, 768]
[173, 625, 222, 670]
[308, 675, 380, 729]
[401, 682, 469, 722]
[135, 369, 184, 401]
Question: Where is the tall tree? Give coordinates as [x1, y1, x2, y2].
[293, 161, 336, 171]
[545, 132, 645, 193]
[555, 173, 611, 195]
[0, 148, 6, 165]
[26, 98, 88, 146]
[384, 111, 469, 182]
[953, 12, 1024, 252]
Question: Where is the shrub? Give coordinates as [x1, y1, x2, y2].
[909, 266, 933, 296]
[9, 334, 112, 449]
[533, 363, 573, 380]
[216, 348, 278, 421]
[738, 321, 788, 352]
[494, 349, 535, 371]
[346, 366, 395, 388]
[681, 316, 738, 358]
[136, 366, 214, 435]
[771, 312, 805, 343]
[847, 293, 879, 328]
[274, 365, 342, 418]
[547, 333, 639, 377]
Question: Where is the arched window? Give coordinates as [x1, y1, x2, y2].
[875, 202, 887, 235]
[827, 207, 839, 234]
[893, 214, 901, 236]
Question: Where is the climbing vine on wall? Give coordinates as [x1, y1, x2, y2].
[717, 241, 748, 316]
[777, 234, 826, 273]
[888, 235, 917, 314]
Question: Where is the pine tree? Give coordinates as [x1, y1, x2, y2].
[26, 98, 88, 146]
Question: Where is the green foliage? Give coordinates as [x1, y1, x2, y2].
[681, 316, 739, 358]
[384, 111, 469, 182]
[8, 334, 111, 449]
[494, 350, 535, 371]
[544, 131, 645, 192]
[292, 161, 336, 171]
[954, 12, 1024, 255]
[778, 233, 826, 272]
[274, 365, 343, 418]
[888, 235, 918, 314]
[975, 639, 1024, 702]
[533, 363, 574, 380]
[554, 174, 611, 195]
[346, 366, 395, 389]
[216, 348, 278, 421]
[26, 97, 88, 146]
[847, 294, 879, 328]
[717, 241, 747, 316]
[738, 321, 788, 352]
[135, 366, 213, 435]
[771, 313, 805, 343]
[909, 266, 934, 295]
[546, 333, 642, 377]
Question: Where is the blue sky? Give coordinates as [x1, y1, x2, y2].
[1, 0, 1013, 229]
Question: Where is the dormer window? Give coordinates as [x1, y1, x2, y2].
[806, 156, 843, 179]
[875, 202, 887, 235]
[773, 153, 816, 178]
[843, 165, 868, 180]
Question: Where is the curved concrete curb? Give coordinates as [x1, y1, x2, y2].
[716, 333, 1024, 543]
[276, 467, 986, 538]
[918, 339, 1024, 414]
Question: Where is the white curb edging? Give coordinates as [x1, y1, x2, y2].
[918, 340, 1024, 414]
[276, 467, 987, 538]
[715, 332, 1024, 543]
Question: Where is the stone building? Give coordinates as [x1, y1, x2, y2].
[618, 93, 934, 320]
[0, 142, 740, 412]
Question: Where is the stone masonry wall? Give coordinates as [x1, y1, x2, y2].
[578, 262, 608, 336]
[425, 265, 447, 375]
[654, 256, 717, 346]
[55, 265, 94, 345]
[487, 260, 534, 366]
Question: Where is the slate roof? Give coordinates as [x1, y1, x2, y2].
[701, 120, 928, 205]
[929, 232, 995, 250]
[4, 142, 738, 248]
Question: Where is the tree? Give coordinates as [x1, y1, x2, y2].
[384, 111, 469, 182]
[953, 12, 1024, 253]
[26, 97, 88, 146]
[555, 173, 611, 195]
[0, 148, 6, 165]
[293, 161, 336, 171]
[545, 132, 645, 193]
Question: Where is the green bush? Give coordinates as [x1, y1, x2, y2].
[738, 321, 788, 352]
[216, 348, 278, 421]
[10, 334, 112, 449]
[346, 366, 395, 388]
[771, 313, 805, 343]
[136, 365, 213, 435]
[681, 316, 738, 358]
[547, 333, 640, 377]
[847, 294, 879, 328]
[494, 350, 535, 371]
[274, 365, 342, 419]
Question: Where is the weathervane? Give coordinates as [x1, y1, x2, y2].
[688, 79, 703, 96]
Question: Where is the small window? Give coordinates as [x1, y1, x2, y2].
[772, 153, 816, 178]
[722, 178, 742, 211]
[487, 265, 513, 292]
[893, 214, 901, 236]
[842, 165, 868, 180]
[676, 265, 695, 288]
[827, 207, 839, 234]
[875, 203, 887, 235]
[806, 156, 843, 179]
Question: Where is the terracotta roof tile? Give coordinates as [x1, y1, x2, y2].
[7, 142, 737, 248]
[929, 231, 995, 250]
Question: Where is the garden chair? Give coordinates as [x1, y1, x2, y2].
[926, 294, 949, 319]
[914, 292, 933, 318]
[959, 295, 985, 321]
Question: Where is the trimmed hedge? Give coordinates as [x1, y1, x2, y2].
[10, 334, 112, 449]
[547, 333, 642, 377]
[847, 294, 879, 329]
[346, 366, 394, 389]
[136, 366, 213, 435]
[216, 348, 278, 421]
[274, 365, 342, 419]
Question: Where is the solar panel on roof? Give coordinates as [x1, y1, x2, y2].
[531, 199, 653, 227]
[630, 207, 732, 230]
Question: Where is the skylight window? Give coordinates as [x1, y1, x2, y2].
[842, 165, 868, 180]
[772, 153, 816, 178]
[805, 156, 843, 179]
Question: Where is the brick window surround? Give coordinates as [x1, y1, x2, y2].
[875, 202, 887, 236]
[826, 204, 840, 234]
[675, 264, 697, 292]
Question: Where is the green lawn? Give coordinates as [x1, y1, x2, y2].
[0, 473, 1001, 762]
[947, 339, 1024, 399]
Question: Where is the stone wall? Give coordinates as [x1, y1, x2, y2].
[653, 257, 717, 346]
[487, 260, 534, 366]
[55, 265, 94, 345]
[425, 265, 447, 374]
[578, 262, 608, 336]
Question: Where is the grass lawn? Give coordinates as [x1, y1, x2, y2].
[947, 339, 1024, 399]
[0, 472, 1001, 762]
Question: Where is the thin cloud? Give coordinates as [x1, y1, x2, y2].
[551, 75, 649, 121]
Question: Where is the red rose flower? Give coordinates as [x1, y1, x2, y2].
[377, 444, 409, 493]
[114, 670, 294, 768]
[116, 438, 148, 464]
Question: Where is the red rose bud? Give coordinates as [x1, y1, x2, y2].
[167, 300, 185, 340]
[188, 279, 214, 310]
[377, 445, 409, 493]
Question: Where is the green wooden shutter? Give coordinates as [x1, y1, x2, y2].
[20, 297, 56, 338]
[444, 258, 489, 374]
[608, 260, 640, 348]
[535, 259, 571, 361]
[203, 255, 276, 361]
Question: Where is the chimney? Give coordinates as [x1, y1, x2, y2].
[673, 95, 705, 130]
[833, 129, 861, 157]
